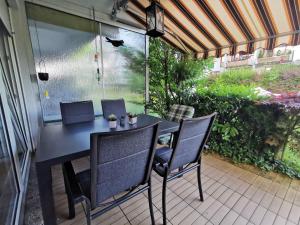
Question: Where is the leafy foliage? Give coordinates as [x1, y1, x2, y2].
[147, 38, 213, 117]
[120, 46, 146, 95]
[188, 94, 300, 178]
[148, 38, 300, 178]
[147, 38, 178, 116]
[108, 114, 117, 121]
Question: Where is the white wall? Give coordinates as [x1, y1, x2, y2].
[9, 0, 42, 148]
[212, 57, 221, 72]
[0, 0, 11, 33]
[293, 46, 300, 62]
[0, 0, 40, 149]
[27, 0, 145, 34]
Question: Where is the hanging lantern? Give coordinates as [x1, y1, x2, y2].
[145, 1, 164, 37]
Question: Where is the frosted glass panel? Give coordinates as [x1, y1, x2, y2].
[27, 4, 146, 121]
[28, 20, 102, 121]
[102, 24, 145, 114]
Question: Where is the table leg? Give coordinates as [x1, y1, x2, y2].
[36, 162, 57, 225]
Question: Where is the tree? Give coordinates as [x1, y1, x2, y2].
[147, 38, 213, 117]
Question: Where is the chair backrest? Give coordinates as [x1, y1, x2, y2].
[60, 101, 94, 125]
[168, 112, 217, 171]
[101, 99, 127, 119]
[166, 104, 195, 123]
[90, 123, 159, 208]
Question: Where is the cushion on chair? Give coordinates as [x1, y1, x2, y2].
[155, 146, 173, 163]
[76, 169, 91, 200]
[166, 104, 195, 123]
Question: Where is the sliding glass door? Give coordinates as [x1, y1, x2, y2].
[0, 17, 32, 225]
[28, 19, 101, 121]
[0, 96, 19, 225]
[0, 25, 29, 171]
[0, 52, 28, 169]
[26, 3, 146, 121]
[0, 23, 21, 225]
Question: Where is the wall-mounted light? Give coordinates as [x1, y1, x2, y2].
[145, 1, 164, 37]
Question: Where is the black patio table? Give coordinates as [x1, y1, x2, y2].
[36, 114, 179, 225]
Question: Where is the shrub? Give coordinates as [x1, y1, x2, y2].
[185, 94, 300, 178]
[148, 38, 300, 178]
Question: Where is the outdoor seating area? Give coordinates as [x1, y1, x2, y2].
[0, 1, 300, 225]
[35, 98, 216, 225]
[25, 154, 300, 225]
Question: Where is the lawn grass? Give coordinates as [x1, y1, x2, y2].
[282, 147, 300, 174]
[201, 64, 300, 96]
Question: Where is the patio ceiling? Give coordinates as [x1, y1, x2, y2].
[126, 0, 300, 57]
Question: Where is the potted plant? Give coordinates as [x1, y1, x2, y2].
[108, 114, 117, 128]
[128, 113, 138, 124]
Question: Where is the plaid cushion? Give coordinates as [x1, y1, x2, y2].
[166, 104, 195, 123]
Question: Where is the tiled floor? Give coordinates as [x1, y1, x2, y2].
[30, 154, 300, 225]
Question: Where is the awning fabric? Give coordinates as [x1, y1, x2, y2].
[127, 0, 300, 58]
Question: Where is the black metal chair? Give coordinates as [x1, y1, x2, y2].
[101, 98, 127, 119]
[63, 123, 160, 225]
[60, 100, 95, 219]
[60, 100, 94, 124]
[153, 113, 217, 225]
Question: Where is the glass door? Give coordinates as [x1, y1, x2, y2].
[0, 24, 29, 171]
[27, 3, 102, 121]
[26, 3, 146, 122]
[0, 95, 19, 225]
[0, 19, 27, 225]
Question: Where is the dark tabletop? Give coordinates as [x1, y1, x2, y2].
[36, 114, 179, 165]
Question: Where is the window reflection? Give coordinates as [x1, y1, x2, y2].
[0, 28, 27, 169]
[0, 97, 18, 225]
[102, 24, 145, 114]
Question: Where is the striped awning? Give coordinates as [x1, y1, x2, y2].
[126, 0, 300, 58]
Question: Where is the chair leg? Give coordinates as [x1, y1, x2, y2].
[85, 198, 91, 225]
[62, 162, 76, 219]
[148, 177, 155, 225]
[62, 162, 70, 194]
[67, 196, 76, 219]
[177, 166, 183, 178]
[197, 161, 204, 202]
[162, 173, 168, 225]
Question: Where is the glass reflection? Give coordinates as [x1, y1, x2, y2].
[28, 17, 146, 121]
[0, 97, 18, 225]
[102, 24, 145, 114]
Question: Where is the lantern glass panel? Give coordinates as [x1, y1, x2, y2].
[155, 6, 164, 32]
[146, 8, 155, 31]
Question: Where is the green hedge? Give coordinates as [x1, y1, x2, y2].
[185, 94, 300, 178]
[148, 38, 300, 178]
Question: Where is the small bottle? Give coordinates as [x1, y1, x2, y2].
[120, 116, 125, 127]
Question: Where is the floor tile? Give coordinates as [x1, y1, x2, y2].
[25, 154, 300, 225]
